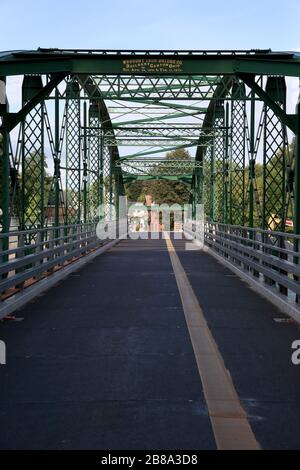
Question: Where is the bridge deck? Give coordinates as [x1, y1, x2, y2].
[1, 235, 300, 449]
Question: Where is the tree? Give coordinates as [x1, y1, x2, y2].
[16, 152, 52, 228]
[125, 148, 192, 206]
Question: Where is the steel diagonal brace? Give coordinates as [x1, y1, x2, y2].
[77, 75, 120, 153]
[238, 73, 297, 133]
[0, 73, 67, 133]
[77, 73, 125, 194]
[195, 75, 233, 163]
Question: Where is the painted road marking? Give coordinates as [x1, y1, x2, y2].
[164, 233, 260, 450]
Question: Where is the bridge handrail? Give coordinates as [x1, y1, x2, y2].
[202, 221, 300, 310]
[0, 220, 126, 303]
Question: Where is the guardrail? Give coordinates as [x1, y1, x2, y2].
[0, 220, 127, 306]
[204, 222, 300, 307]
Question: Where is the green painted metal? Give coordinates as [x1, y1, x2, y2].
[88, 101, 102, 220]
[120, 142, 200, 160]
[262, 77, 287, 231]
[117, 158, 200, 178]
[0, 73, 66, 134]
[238, 73, 297, 133]
[83, 102, 88, 223]
[0, 48, 300, 236]
[112, 109, 205, 127]
[1, 49, 300, 78]
[65, 79, 81, 224]
[248, 91, 255, 228]
[21, 75, 45, 231]
[212, 101, 225, 222]
[116, 99, 208, 113]
[223, 102, 230, 223]
[0, 76, 10, 248]
[54, 88, 60, 228]
[229, 81, 246, 226]
[0, 122, 10, 254]
[294, 104, 300, 236]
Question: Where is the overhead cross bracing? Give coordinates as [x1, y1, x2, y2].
[116, 158, 202, 182]
[0, 48, 300, 234]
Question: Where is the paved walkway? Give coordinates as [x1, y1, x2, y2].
[1, 235, 300, 449]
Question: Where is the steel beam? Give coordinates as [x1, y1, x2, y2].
[238, 73, 297, 133]
[2, 49, 300, 78]
[0, 73, 67, 133]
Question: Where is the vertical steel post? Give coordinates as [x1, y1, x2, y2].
[223, 102, 230, 223]
[229, 81, 246, 226]
[292, 104, 300, 302]
[249, 90, 255, 228]
[263, 77, 286, 231]
[294, 103, 300, 237]
[21, 75, 45, 231]
[214, 101, 225, 222]
[100, 138, 103, 210]
[54, 88, 60, 228]
[109, 146, 114, 210]
[210, 142, 215, 221]
[89, 101, 101, 221]
[65, 80, 81, 225]
[83, 102, 88, 223]
[114, 162, 120, 224]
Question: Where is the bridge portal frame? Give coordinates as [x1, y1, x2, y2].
[0, 48, 300, 242]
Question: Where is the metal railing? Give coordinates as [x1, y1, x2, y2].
[204, 222, 300, 306]
[0, 221, 125, 303]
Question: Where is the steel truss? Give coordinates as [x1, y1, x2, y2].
[117, 158, 201, 177]
[0, 48, 299, 242]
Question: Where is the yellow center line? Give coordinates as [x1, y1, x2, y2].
[164, 233, 260, 450]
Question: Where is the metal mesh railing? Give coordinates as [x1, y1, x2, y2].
[0, 221, 126, 304]
[204, 222, 300, 305]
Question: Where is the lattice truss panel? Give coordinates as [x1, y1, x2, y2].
[193, 166, 202, 207]
[213, 113, 225, 222]
[229, 84, 247, 226]
[21, 104, 44, 230]
[118, 159, 201, 177]
[88, 115, 102, 220]
[263, 107, 285, 230]
[102, 140, 113, 208]
[8, 77, 66, 232]
[75, 75, 224, 100]
[203, 145, 213, 218]
[1, 58, 298, 234]
[65, 81, 81, 224]
[103, 127, 223, 148]
[55, 74, 258, 101]
[254, 77, 292, 231]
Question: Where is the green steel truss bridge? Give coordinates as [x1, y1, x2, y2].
[0, 48, 300, 233]
[3, 49, 300, 451]
[0, 48, 300, 305]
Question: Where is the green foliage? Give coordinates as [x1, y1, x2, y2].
[202, 138, 295, 230]
[125, 148, 191, 205]
[17, 152, 52, 227]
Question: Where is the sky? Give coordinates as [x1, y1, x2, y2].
[0, 0, 300, 52]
